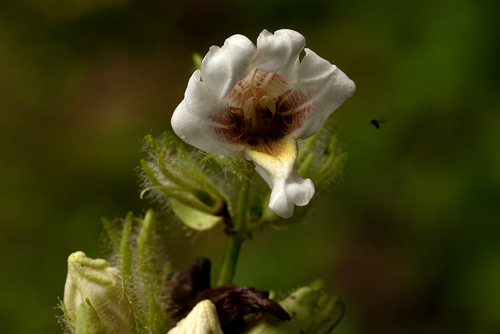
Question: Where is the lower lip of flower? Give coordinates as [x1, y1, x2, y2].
[223, 70, 314, 154]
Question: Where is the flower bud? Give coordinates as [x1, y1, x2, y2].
[64, 251, 136, 334]
[141, 133, 230, 230]
[167, 300, 223, 334]
[243, 281, 344, 334]
[296, 127, 348, 194]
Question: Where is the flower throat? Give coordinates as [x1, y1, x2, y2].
[228, 70, 292, 150]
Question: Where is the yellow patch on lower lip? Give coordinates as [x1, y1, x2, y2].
[246, 141, 297, 180]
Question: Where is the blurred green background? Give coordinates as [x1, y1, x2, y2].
[1, 0, 499, 333]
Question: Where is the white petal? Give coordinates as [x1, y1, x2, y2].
[268, 174, 315, 218]
[201, 34, 257, 100]
[253, 29, 305, 81]
[172, 101, 234, 157]
[183, 70, 226, 119]
[292, 48, 356, 139]
[246, 141, 315, 219]
[167, 300, 223, 334]
[172, 70, 243, 157]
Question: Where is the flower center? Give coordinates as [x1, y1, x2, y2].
[227, 70, 291, 151]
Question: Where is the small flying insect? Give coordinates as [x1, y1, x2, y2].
[371, 119, 388, 129]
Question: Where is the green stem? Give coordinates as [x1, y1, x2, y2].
[217, 175, 250, 286]
[217, 234, 244, 286]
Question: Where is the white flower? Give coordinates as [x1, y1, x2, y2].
[172, 29, 355, 218]
[64, 251, 135, 334]
[167, 300, 223, 334]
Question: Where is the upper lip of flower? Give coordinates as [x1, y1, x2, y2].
[171, 29, 355, 218]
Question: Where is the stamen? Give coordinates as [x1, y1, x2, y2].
[242, 88, 253, 103]
[260, 96, 277, 116]
[254, 86, 267, 100]
[243, 97, 258, 121]
[225, 70, 293, 150]
[250, 68, 259, 92]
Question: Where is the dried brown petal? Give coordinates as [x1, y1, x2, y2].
[166, 257, 211, 319]
[195, 285, 290, 332]
[167, 258, 290, 332]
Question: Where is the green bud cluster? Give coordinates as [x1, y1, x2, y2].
[61, 210, 172, 334]
[141, 133, 234, 230]
[297, 125, 348, 195]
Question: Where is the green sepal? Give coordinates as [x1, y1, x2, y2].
[100, 211, 171, 334]
[146, 286, 167, 334]
[192, 53, 203, 70]
[308, 294, 345, 334]
[297, 128, 348, 194]
[140, 159, 216, 215]
[60, 300, 75, 331]
[170, 197, 223, 230]
[141, 133, 231, 229]
[120, 212, 134, 296]
[74, 299, 109, 334]
[200, 153, 215, 163]
[136, 210, 170, 334]
[101, 217, 120, 250]
[137, 209, 158, 278]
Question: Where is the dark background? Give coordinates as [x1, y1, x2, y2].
[1, 0, 499, 333]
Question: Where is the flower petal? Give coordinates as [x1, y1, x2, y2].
[201, 34, 257, 100]
[253, 29, 305, 81]
[291, 48, 356, 139]
[267, 173, 315, 218]
[246, 141, 315, 218]
[168, 300, 223, 334]
[172, 70, 243, 157]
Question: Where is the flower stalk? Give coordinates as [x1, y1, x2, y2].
[217, 174, 251, 286]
